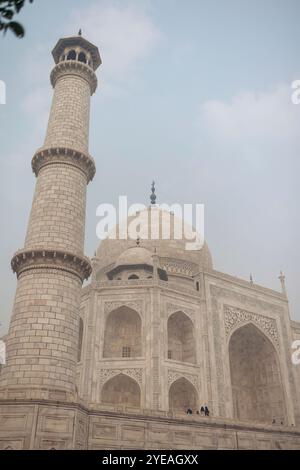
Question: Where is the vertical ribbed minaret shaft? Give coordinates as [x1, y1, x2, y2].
[0, 36, 101, 402]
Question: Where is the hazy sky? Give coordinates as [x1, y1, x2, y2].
[0, 0, 300, 335]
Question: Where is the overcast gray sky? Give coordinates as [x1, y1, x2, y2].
[0, 0, 300, 335]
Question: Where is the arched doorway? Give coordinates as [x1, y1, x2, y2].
[229, 323, 285, 423]
[103, 306, 142, 358]
[169, 377, 198, 413]
[167, 311, 196, 363]
[101, 374, 141, 407]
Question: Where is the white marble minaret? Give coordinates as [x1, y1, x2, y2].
[0, 34, 101, 402]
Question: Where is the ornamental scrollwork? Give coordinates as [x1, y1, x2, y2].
[166, 302, 195, 322]
[167, 370, 199, 390]
[103, 300, 142, 315]
[161, 258, 198, 277]
[99, 368, 142, 386]
[224, 305, 279, 348]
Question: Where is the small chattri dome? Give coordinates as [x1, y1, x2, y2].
[106, 244, 168, 281]
[115, 246, 153, 269]
[52, 35, 102, 70]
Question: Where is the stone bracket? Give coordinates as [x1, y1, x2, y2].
[50, 60, 98, 94]
[32, 147, 96, 183]
[11, 248, 92, 282]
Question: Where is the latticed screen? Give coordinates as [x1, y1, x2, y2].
[122, 346, 131, 358]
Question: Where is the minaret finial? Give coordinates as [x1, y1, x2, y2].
[279, 271, 286, 295]
[78, 29, 82, 36]
[150, 181, 156, 205]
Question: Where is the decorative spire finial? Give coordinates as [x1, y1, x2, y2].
[150, 181, 156, 205]
[78, 29, 82, 36]
[279, 271, 286, 295]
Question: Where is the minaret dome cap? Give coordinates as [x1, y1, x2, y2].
[52, 35, 102, 70]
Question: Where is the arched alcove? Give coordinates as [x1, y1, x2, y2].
[229, 323, 286, 423]
[103, 306, 142, 358]
[67, 49, 76, 60]
[167, 311, 196, 363]
[78, 51, 87, 63]
[101, 374, 141, 407]
[169, 377, 198, 413]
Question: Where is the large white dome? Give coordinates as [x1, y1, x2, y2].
[95, 206, 213, 274]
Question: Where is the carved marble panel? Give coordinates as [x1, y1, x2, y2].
[224, 305, 279, 348]
[167, 369, 199, 389]
[103, 300, 143, 316]
[166, 302, 196, 322]
[99, 368, 143, 386]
